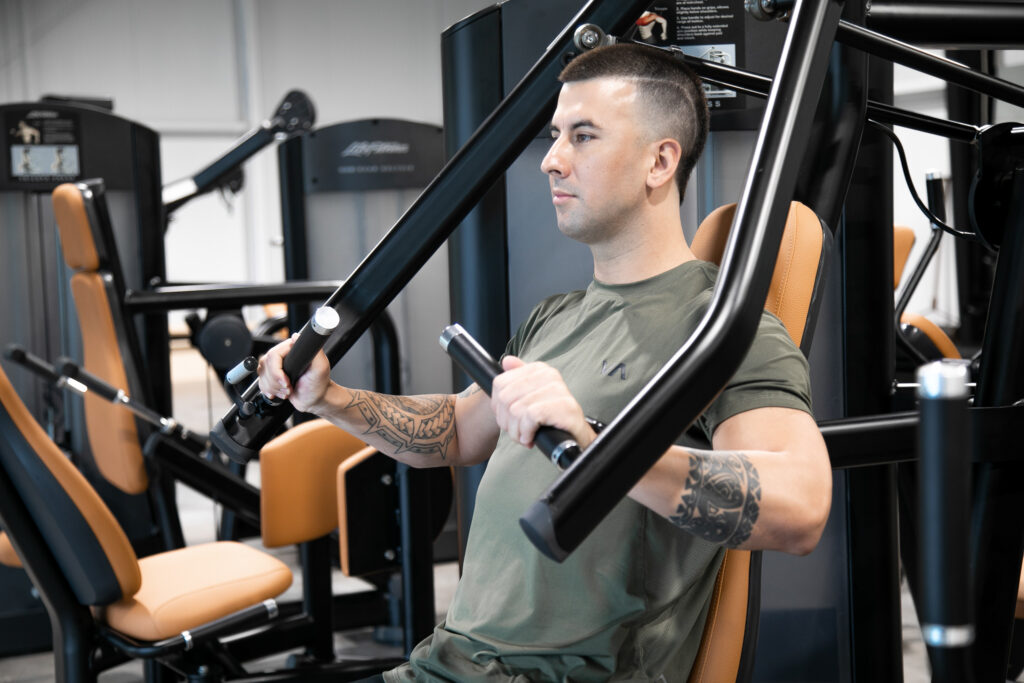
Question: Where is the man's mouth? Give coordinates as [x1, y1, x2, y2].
[551, 189, 575, 205]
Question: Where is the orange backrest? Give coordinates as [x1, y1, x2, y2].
[52, 183, 148, 495]
[687, 201, 830, 683]
[0, 362, 140, 605]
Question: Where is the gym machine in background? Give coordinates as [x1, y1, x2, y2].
[0, 90, 314, 656]
[1, 96, 162, 655]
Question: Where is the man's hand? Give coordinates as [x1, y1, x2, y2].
[490, 356, 595, 450]
[256, 334, 332, 415]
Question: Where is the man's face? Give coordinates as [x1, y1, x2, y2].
[541, 78, 652, 244]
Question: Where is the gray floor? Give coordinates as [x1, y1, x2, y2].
[0, 343, 975, 682]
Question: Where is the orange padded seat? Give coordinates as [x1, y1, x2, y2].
[900, 313, 961, 360]
[101, 541, 292, 641]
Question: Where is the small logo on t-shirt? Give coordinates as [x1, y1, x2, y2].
[601, 360, 626, 380]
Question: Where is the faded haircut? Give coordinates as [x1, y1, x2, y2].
[559, 43, 709, 203]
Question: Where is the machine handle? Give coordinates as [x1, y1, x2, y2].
[3, 344, 62, 385]
[440, 324, 580, 470]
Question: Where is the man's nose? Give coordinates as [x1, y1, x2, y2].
[541, 137, 568, 176]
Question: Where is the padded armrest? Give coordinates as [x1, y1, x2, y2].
[260, 420, 366, 548]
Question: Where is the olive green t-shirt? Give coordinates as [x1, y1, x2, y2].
[385, 259, 811, 682]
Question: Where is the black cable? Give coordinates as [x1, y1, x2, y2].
[868, 119, 984, 244]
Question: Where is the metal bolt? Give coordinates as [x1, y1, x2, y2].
[381, 474, 393, 486]
[572, 24, 607, 52]
[384, 549, 396, 561]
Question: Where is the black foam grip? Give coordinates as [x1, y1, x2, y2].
[282, 318, 331, 385]
[3, 344, 61, 385]
[441, 325, 580, 469]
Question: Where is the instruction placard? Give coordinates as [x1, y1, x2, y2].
[6, 109, 81, 183]
[627, 1, 746, 110]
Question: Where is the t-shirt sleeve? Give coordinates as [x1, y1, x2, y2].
[696, 311, 813, 441]
[503, 293, 568, 359]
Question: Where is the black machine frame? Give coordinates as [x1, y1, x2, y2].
[9, 0, 1007, 681]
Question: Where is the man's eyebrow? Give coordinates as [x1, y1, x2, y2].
[548, 119, 600, 133]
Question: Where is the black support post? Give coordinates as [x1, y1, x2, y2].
[969, 171, 1024, 683]
[840, 54, 903, 682]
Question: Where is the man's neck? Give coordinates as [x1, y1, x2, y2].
[591, 214, 696, 284]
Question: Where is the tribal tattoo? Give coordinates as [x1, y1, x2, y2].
[346, 391, 456, 460]
[669, 451, 761, 546]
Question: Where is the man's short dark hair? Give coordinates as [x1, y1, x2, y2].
[559, 43, 709, 202]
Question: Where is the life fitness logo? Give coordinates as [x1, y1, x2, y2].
[342, 141, 410, 157]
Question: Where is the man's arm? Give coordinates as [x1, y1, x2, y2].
[257, 336, 499, 468]
[626, 407, 832, 555]
[492, 357, 832, 556]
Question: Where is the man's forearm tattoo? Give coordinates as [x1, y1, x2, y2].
[346, 391, 456, 460]
[669, 451, 761, 547]
[458, 384, 482, 399]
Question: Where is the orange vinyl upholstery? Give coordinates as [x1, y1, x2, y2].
[0, 362, 293, 642]
[0, 362, 142, 601]
[260, 419, 366, 548]
[899, 313, 961, 360]
[52, 183, 148, 495]
[691, 202, 825, 349]
[0, 531, 22, 568]
[101, 541, 292, 641]
[687, 201, 829, 683]
[893, 224, 916, 290]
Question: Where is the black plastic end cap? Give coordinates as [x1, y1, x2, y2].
[210, 420, 258, 464]
[3, 344, 25, 362]
[519, 502, 568, 563]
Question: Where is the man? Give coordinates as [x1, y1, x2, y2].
[259, 43, 831, 681]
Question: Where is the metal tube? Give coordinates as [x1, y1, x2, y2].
[672, 52, 979, 143]
[519, 0, 847, 561]
[867, 1, 1024, 49]
[836, 20, 1024, 108]
[917, 360, 974, 683]
[895, 172, 945, 321]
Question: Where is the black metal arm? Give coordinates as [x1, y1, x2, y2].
[162, 90, 315, 215]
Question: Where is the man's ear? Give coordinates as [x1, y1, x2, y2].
[647, 138, 682, 192]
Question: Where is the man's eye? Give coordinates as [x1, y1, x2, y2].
[575, 133, 593, 143]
